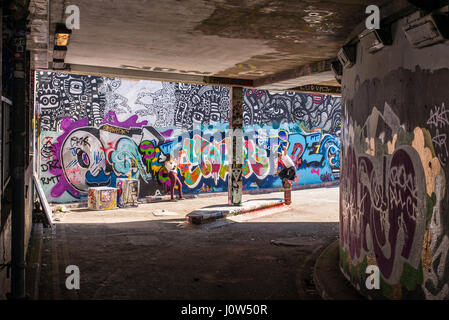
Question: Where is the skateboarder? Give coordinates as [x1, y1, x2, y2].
[276, 146, 296, 187]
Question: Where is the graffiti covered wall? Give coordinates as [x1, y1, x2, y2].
[36, 71, 341, 203]
[242, 89, 341, 192]
[340, 13, 449, 299]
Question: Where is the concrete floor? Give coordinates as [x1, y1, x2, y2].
[34, 186, 339, 300]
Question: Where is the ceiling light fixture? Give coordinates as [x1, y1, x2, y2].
[331, 60, 343, 84]
[337, 44, 356, 68]
[55, 24, 72, 46]
[358, 26, 393, 53]
[403, 13, 449, 48]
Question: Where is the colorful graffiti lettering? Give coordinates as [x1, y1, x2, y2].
[178, 134, 228, 188]
[40, 113, 340, 202]
[341, 145, 426, 280]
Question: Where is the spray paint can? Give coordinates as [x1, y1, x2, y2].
[284, 180, 292, 205]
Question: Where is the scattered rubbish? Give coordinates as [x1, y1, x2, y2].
[57, 205, 69, 212]
[153, 209, 179, 216]
[270, 239, 303, 247]
[177, 223, 188, 228]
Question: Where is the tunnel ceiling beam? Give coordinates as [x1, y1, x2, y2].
[252, 59, 337, 91]
[288, 84, 342, 96]
[62, 64, 255, 87]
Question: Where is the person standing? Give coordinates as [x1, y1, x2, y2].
[164, 154, 184, 201]
[276, 146, 296, 187]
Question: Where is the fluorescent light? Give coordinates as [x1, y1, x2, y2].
[337, 45, 356, 68]
[403, 13, 449, 48]
[55, 33, 70, 46]
[358, 27, 392, 53]
[55, 24, 72, 46]
[331, 60, 342, 84]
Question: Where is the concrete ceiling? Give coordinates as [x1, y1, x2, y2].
[26, 0, 402, 91]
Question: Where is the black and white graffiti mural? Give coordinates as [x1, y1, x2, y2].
[134, 82, 177, 127]
[37, 72, 342, 134]
[36, 72, 231, 132]
[99, 77, 131, 115]
[37, 72, 105, 130]
[174, 84, 230, 130]
[243, 89, 341, 134]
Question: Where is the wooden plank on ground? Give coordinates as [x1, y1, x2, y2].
[33, 173, 54, 227]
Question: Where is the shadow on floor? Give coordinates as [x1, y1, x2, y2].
[31, 217, 339, 300]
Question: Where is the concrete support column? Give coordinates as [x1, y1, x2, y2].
[228, 87, 243, 206]
[339, 9, 449, 300]
[10, 19, 28, 300]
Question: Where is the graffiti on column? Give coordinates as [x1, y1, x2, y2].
[341, 145, 426, 281]
[340, 103, 447, 299]
[422, 103, 449, 299]
[427, 103, 449, 166]
[229, 87, 244, 205]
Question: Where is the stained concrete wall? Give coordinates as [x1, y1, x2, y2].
[0, 215, 11, 299]
[340, 10, 449, 299]
[0, 4, 10, 300]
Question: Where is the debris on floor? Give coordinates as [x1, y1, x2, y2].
[270, 237, 328, 247]
[270, 239, 304, 247]
[152, 209, 179, 216]
[56, 205, 69, 212]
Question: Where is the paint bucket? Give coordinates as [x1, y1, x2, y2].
[284, 181, 292, 205]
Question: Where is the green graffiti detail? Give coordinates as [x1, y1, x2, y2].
[400, 261, 423, 292]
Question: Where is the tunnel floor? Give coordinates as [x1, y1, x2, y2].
[31, 187, 339, 300]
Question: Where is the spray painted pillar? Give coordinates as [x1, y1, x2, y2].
[339, 8, 449, 300]
[228, 87, 243, 206]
